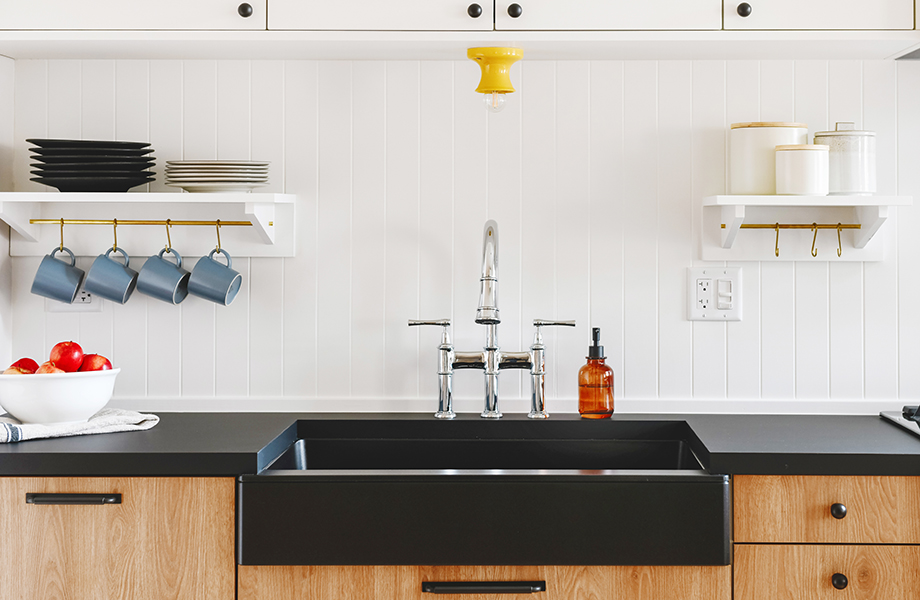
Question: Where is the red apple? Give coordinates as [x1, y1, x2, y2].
[10, 358, 39, 374]
[49, 341, 84, 373]
[79, 354, 112, 372]
[3, 366, 30, 375]
[36, 361, 65, 374]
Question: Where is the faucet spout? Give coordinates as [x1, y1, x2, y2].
[475, 220, 500, 325]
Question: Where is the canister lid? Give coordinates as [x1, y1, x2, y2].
[730, 121, 807, 129]
[775, 144, 829, 151]
[813, 121, 875, 137]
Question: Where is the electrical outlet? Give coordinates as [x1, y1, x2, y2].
[45, 289, 103, 313]
[688, 267, 742, 321]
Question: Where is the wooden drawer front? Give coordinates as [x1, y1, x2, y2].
[734, 475, 920, 543]
[735, 544, 920, 600]
[0, 477, 235, 600]
[238, 564, 731, 600]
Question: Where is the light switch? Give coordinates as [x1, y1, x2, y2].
[688, 267, 742, 321]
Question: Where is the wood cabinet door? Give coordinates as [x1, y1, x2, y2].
[238, 564, 732, 600]
[0, 0, 265, 30]
[734, 475, 920, 544]
[724, 0, 913, 30]
[0, 477, 235, 600]
[735, 544, 920, 600]
[494, 0, 721, 30]
[268, 0, 494, 31]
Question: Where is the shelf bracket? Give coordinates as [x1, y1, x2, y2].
[853, 205, 889, 249]
[244, 202, 276, 244]
[0, 201, 39, 242]
[721, 204, 745, 249]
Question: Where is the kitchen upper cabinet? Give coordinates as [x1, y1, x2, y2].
[268, 0, 494, 31]
[494, 0, 722, 30]
[724, 0, 914, 30]
[0, 0, 266, 30]
[238, 564, 732, 600]
[0, 477, 235, 600]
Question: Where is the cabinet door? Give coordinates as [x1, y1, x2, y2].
[724, 0, 913, 30]
[0, 477, 235, 600]
[238, 564, 732, 600]
[0, 0, 265, 30]
[268, 0, 494, 31]
[494, 0, 721, 30]
[735, 544, 920, 600]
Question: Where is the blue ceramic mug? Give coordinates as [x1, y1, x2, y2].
[137, 248, 190, 305]
[84, 246, 138, 304]
[31, 246, 85, 304]
[188, 249, 242, 306]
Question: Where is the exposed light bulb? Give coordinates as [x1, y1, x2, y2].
[483, 91, 507, 113]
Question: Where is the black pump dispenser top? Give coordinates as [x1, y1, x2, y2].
[588, 327, 605, 359]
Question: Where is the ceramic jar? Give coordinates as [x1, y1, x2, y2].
[775, 144, 829, 196]
[730, 122, 808, 194]
[813, 122, 876, 195]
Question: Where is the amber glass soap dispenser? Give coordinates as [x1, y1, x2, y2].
[578, 327, 614, 419]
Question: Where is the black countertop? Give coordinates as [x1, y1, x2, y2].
[2, 411, 920, 477]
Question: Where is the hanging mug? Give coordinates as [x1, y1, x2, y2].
[137, 248, 190, 305]
[31, 246, 85, 304]
[84, 247, 138, 304]
[188, 249, 242, 306]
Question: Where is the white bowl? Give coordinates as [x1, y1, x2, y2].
[0, 368, 120, 425]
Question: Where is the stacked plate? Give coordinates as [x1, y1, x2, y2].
[29, 139, 155, 192]
[165, 160, 269, 193]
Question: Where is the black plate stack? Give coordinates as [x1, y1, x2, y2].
[28, 139, 155, 192]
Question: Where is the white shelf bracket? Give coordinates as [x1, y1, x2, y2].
[244, 202, 276, 244]
[854, 205, 889, 249]
[721, 204, 745, 249]
[0, 201, 39, 242]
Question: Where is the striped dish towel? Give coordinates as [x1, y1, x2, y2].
[0, 408, 158, 443]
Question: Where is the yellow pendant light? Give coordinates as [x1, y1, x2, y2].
[467, 47, 523, 113]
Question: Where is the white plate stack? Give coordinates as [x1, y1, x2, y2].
[165, 160, 269, 193]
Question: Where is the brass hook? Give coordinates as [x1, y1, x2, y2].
[215, 219, 221, 254]
[811, 223, 818, 258]
[774, 223, 780, 258]
[59, 218, 64, 252]
[837, 223, 843, 257]
[112, 218, 118, 252]
[165, 219, 172, 252]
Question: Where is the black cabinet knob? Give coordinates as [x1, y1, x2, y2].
[467, 3, 482, 17]
[831, 503, 847, 519]
[238, 3, 253, 17]
[737, 2, 752, 17]
[831, 573, 848, 590]
[508, 3, 523, 18]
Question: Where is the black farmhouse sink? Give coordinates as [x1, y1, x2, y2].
[238, 416, 730, 567]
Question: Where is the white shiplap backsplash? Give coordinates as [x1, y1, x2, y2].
[6, 58, 920, 414]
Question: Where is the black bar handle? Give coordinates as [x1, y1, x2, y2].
[26, 493, 122, 505]
[423, 581, 546, 594]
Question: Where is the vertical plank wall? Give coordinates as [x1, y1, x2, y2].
[6, 59, 919, 414]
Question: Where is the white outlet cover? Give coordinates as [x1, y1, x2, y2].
[688, 267, 742, 321]
[45, 289, 103, 313]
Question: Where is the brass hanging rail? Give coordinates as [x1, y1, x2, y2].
[720, 223, 861, 230]
[30, 219, 252, 227]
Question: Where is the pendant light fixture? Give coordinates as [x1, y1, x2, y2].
[467, 47, 523, 113]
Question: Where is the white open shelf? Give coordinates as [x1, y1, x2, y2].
[0, 192, 297, 258]
[702, 195, 912, 262]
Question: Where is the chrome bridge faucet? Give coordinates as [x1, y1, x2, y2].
[410, 220, 574, 419]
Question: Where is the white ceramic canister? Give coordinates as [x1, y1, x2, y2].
[813, 122, 876, 195]
[730, 122, 808, 195]
[775, 144, 829, 196]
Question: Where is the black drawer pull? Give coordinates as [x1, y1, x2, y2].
[26, 493, 122, 505]
[832, 573, 848, 590]
[830, 503, 847, 519]
[423, 581, 545, 594]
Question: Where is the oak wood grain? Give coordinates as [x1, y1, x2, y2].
[238, 564, 731, 600]
[733, 475, 920, 543]
[734, 544, 920, 600]
[0, 477, 235, 600]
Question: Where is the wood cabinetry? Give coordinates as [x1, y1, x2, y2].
[0, 477, 235, 600]
[493, 0, 721, 31]
[723, 0, 913, 30]
[238, 564, 732, 600]
[734, 475, 920, 600]
[267, 0, 494, 31]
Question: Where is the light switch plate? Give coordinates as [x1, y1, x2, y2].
[688, 267, 742, 321]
